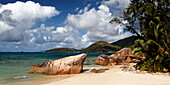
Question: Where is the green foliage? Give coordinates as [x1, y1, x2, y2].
[111, 0, 170, 72]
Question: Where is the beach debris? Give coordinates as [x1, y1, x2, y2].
[121, 65, 136, 72]
[135, 71, 147, 74]
[120, 65, 170, 76]
[90, 67, 109, 73]
[13, 76, 27, 80]
[28, 54, 87, 75]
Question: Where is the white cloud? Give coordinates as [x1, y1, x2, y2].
[25, 24, 87, 49]
[0, 1, 60, 21]
[0, 1, 132, 52]
[102, 0, 130, 16]
[0, 21, 13, 33]
[75, 7, 79, 11]
[66, 4, 131, 43]
[0, 1, 60, 42]
[103, 0, 130, 9]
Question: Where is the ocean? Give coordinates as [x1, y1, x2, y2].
[0, 52, 113, 84]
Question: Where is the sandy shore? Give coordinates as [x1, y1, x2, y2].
[2, 65, 170, 85]
[42, 65, 170, 85]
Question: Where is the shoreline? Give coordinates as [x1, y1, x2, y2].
[1, 65, 112, 85]
[2, 64, 170, 85]
[1, 73, 74, 85]
[42, 64, 170, 85]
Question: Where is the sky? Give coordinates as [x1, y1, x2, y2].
[0, 0, 132, 52]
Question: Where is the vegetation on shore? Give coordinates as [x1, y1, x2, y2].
[45, 35, 140, 53]
[45, 36, 139, 53]
[110, 0, 170, 72]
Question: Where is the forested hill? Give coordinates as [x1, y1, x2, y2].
[80, 41, 120, 52]
[45, 36, 137, 53]
[111, 36, 137, 48]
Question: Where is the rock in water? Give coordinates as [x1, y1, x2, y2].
[28, 54, 87, 75]
[92, 54, 111, 66]
[32, 64, 39, 66]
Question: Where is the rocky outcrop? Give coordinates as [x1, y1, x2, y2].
[109, 48, 137, 65]
[28, 54, 87, 75]
[92, 54, 112, 66]
[110, 48, 132, 60]
[93, 48, 142, 66]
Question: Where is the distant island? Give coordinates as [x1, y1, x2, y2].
[45, 36, 136, 53]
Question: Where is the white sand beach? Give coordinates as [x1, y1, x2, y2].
[42, 65, 170, 85]
[3, 65, 170, 85]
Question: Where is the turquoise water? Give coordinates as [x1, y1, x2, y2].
[0, 52, 113, 84]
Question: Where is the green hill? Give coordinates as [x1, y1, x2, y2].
[111, 36, 137, 48]
[45, 48, 77, 53]
[80, 41, 120, 52]
[45, 36, 137, 53]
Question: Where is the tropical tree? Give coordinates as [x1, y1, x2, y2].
[110, 0, 170, 72]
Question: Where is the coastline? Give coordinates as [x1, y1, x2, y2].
[2, 64, 170, 85]
[1, 74, 73, 85]
[0, 52, 107, 85]
[42, 64, 170, 85]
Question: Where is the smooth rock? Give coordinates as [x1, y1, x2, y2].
[110, 48, 139, 65]
[28, 54, 87, 75]
[92, 54, 112, 66]
[92, 59, 110, 66]
[112, 48, 133, 59]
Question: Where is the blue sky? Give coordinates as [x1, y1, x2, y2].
[0, 0, 102, 27]
[0, 0, 132, 52]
